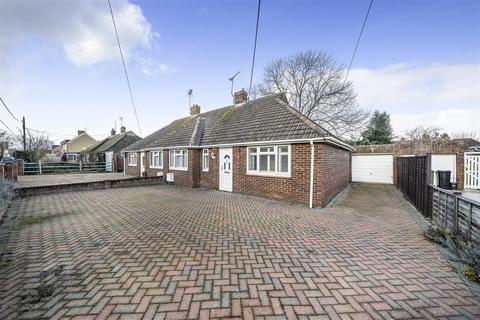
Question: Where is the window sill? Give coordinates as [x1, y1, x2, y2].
[246, 171, 291, 178]
[150, 166, 163, 169]
[128, 163, 137, 167]
[169, 167, 188, 172]
[202, 169, 209, 172]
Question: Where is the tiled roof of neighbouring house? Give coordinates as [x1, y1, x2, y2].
[123, 93, 338, 151]
[84, 131, 140, 153]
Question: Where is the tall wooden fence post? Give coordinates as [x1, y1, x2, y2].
[38, 161, 42, 175]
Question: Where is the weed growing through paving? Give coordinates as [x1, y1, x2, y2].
[425, 225, 480, 283]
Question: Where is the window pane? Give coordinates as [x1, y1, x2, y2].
[279, 154, 288, 172]
[249, 155, 257, 170]
[268, 154, 275, 172]
[259, 155, 268, 171]
[279, 146, 288, 153]
[259, 147, 268, 153]
[159, 152, 163, 167]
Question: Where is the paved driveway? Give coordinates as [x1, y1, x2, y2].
[0, 184, 478, 319]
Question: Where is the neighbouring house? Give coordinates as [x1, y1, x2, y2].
[81, 126, 141, 172]
[61, 131, 97, 162]
[352, 139, 479, 190]
[123, 90, 353, 208]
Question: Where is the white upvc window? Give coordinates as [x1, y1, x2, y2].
[169, 149, 188, 170]
[127, 152, 138, 166]
[247, 145, 291, 177]
[66, 153, 77, 162]
[202, 149, 209, 172]
[150, 150, 163, 168]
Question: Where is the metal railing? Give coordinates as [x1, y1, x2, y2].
[24, 162, 106, 175]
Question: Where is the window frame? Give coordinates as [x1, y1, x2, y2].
[246, 145, 291, 178]
[127, 152, 138, 166]
[202, 149, 209, 172]
[66, 153, 77, 162]
[149, 150, 163, 169]
[169, 149, 188, 171]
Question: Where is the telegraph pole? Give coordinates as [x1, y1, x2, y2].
[22, 116, 26, 151]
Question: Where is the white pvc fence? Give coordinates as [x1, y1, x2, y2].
[465, 152, 480, 190]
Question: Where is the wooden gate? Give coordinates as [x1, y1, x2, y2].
[397, 156, 431, 217]
[464, 152, 480, 189]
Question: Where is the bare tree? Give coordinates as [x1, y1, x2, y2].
[15, 129, 52, 162]
[0, 129, 12, 160]
[258, 50, 369, 138]
[404, 126, 449, 142]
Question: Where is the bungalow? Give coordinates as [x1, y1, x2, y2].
[81, 126, 140, 171]
[61, 131, 97, 162]
[123, 90, 353, 208]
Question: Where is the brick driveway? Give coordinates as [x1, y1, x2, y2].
[0, 184, 479, 319]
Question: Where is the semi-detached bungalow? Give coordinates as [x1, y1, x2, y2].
[122, 90, 354, 208]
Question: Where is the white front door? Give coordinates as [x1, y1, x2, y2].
[140, 152, 145, 175]
[219, 148, 233, 192]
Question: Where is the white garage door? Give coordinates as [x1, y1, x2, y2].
[352, 154, 393, 184]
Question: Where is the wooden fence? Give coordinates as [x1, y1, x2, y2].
[24, 162, 106, 175]
[431, 185, 480, 248]
[397, 156, 431, 217]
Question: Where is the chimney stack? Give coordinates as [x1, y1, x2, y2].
[190, 104, 201, 116]
[77, 130, 85, 136]
[120, 126, 126, 133]
[111, 128, 116, 136]
[234, 89, 248, 104]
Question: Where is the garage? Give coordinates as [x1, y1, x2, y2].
[352, 154, 394, 184]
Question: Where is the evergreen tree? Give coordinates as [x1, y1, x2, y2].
[359, 111, 394, 145]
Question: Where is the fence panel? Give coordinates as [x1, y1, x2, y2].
[397, 156, 431, 217]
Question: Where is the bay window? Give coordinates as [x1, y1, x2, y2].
[202, 149, 209, 171]
[169, 149, 188, 170]
[150, 150, 163, 168]
[247, 145, 290, 177]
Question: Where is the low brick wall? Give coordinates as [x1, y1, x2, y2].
[19, 176, 165, 197]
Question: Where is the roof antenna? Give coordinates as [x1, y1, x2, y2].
[228, 71, 240, 98]
[187, 89, 193, 110]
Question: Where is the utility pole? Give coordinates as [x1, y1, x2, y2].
[22, 116, 26, 151]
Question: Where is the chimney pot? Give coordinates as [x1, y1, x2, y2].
[190, 104, 201, 116]
[234, 89, 248, 104]
[77, 130, 85, 136]
[111, 128, 116, 136]
[120, 126, 126, 133]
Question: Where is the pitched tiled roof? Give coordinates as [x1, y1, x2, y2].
[123, 94, 338, 151]
[84, 131, 139, 153]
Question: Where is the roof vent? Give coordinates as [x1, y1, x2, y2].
[190, 104, 201, 116]
[234, 89, 248, 104]
[111, 128, 116, 136]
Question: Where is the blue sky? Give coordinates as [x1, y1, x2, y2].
[1, 0, 479, 143]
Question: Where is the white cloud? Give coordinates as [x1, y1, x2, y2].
[349, 63, 480, 135]
[135, 56, 170, 76]
[0, 0, 161, 68]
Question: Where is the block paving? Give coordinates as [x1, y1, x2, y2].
[0, 183, 479, 319]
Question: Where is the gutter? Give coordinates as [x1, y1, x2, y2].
[309, 139, 315, 208]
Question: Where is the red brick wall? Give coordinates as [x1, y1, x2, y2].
[314, 144, 350, 207]
[144, 151, 164, 177]
[232, 144, 311, 205]
[124, 152, 140, 176]
[163, 149, 197, 188]
[199, 148, 219, 189]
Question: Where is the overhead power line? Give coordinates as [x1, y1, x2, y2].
[107, 0, 143, 137]
[0, 97, 21, 122]
[248, 0, 262, 100]
[344, 0, 374, 83]
[0, 118, 15, 134]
